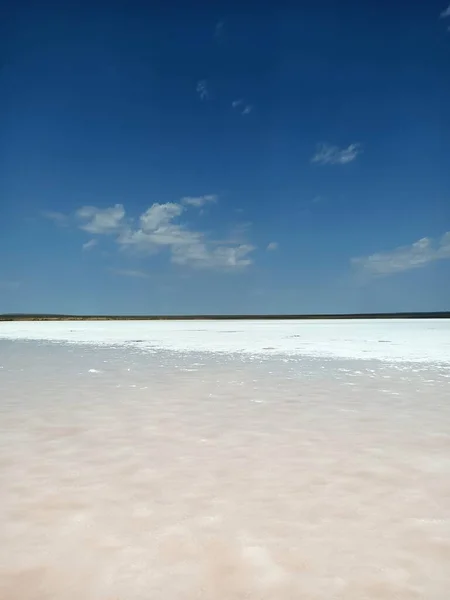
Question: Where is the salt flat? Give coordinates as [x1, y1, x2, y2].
[1, 318, 449, 363]
[0, 321, 449, 599]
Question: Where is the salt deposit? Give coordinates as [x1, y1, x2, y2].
[0, 318, 449, 363]
[0, 321, 449, 598]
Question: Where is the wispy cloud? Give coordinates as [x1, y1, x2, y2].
[311, 143, 362, 165]
[440, 4, 450, 17]
[42, 210, 69, 226]
[82, 239, 98, 251]
[181, 194, 218, 208]
[351, 231, 450, 276]
[196, 80, 209, 101]
[109, 268, 149, 279]
[171, 243, 254, 269]
[76, 204, 126, 234]
[232, 99, 253, 116]
[267, 242, 278, 251]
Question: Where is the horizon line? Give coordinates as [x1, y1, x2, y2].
[1, 311, 449, 321]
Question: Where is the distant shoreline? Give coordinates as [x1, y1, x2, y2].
[1, 312, 449, 321]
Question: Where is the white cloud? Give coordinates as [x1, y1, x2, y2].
[120, 225, 201, 250]
[440, 4, 450, 17]
[42, 210, 69, 226]
[46, 196, 256, 271]
[119, 202, 203, 250]
[196, 80, 209, 101]
[232, 99, 243, 108]
[76, 204, 125, 234]
[267, 242, 278, 251]
[311, 142, 362, 165]
[115, 201, 256, 270]
[242, 105, 253, 115]
[351, 231, 450, 276]
[139, 203, 183, 231]
[181, 194, 218, 208]
[109, 268, 149, 279]
[82, 239, 98, 251]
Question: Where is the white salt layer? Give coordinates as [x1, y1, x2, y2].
[0, 318, 449, 363]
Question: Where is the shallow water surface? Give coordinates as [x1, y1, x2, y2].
[0, 325, 449, 599]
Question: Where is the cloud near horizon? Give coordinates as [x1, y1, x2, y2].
[351, 231, 450, 276]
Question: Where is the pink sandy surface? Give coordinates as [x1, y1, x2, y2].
[0, 338, 449, 599]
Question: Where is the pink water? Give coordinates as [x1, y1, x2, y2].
[1, 340, 449, 599]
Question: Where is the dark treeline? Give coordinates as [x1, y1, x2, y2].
[0, 312, 449, 321]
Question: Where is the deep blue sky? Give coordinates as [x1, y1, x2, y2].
[1, 0, 449, 314]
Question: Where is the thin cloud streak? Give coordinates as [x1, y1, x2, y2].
[232, 99, 253, 116]
[181, 195, 218, 208]
[82, 239, 98, 251]
[311, 143, 362, 165]
[351, 232, 450, 276]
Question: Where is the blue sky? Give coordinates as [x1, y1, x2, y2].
[1, 0, 449, 315]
